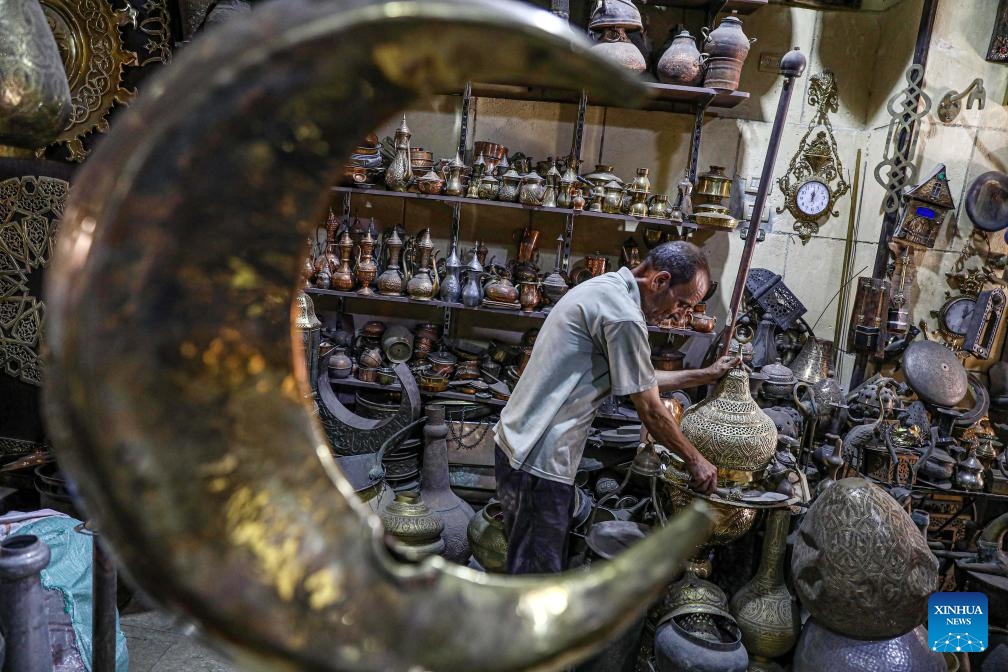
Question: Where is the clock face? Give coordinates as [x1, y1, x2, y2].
[795, 180, 831, 218]
[939, 296, 977, 336]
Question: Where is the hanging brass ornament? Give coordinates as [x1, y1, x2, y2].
[776, 70, 849, 244]
[39, 0, 139, 161]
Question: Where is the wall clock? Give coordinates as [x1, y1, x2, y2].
[777, 71, 850, 243]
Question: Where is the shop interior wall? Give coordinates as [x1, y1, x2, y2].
[327, 0, 1007, 385]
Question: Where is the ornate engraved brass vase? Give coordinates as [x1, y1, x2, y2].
[791, 478, 938, 639]
[355, 228, 377, 295]
[385, 115, 414, 192]
[377, 229, 405, 296]
[331, 229, 355, 291]
[380, 491, 445, 561]
[295, 291, 322, 388]
[439, 239, 463, 302]
[406, 228, 438, 300]
[679, 367, 777, 478]
[314, 215, 340, 285]
[729, 508, 800, 667]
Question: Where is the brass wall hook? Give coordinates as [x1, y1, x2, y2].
[938, 78, 986, 123]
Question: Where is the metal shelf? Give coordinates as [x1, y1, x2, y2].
[644, 0, 767, 14]
[333, 377, 508, 405]
[331, 185, 729, 233]
[308, 287, 714, 340]
[455, 81, 748, 114]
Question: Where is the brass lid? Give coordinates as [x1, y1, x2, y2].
[761, 359, 796, 386]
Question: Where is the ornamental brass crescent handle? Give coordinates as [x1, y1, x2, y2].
[43, 1, 713, 670]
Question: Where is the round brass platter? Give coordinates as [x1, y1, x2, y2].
[40, 0, 137, 161]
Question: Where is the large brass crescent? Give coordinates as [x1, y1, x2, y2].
[43, 1, 713, 670]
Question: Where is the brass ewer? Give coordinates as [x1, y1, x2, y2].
[376, 229, 405, 296]
[729, 508, 800, 668]
[42, 1, 715, 671]
[385, 115, 414, 192]
[331, 229, 356, 291]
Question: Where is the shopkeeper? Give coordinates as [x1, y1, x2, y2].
[492, 240, 737, 575]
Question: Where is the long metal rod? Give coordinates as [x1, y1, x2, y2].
[572, 90, 587, 165]
[457, 81, 472, 161]
[92, 535, 117, 672]
[870, 0, 939, 278]
[853, 0, 939, 388]
[719, 49, 806, 357]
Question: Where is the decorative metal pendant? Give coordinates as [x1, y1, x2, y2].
[776, 71, 849, 244]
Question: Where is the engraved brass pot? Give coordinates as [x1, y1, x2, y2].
[679, 368, 777, 474]
[0, 0, 72, 154]
[42, 1, 716, 670]
[380, 491, 445, 561]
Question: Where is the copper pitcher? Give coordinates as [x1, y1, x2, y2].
[585, 253, 609, 278]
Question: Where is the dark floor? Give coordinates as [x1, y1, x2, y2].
[121, 608, 238, 672]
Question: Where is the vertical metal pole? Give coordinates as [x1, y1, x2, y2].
[0, 535, 53, 672]
[719, 48, 807, 358]
[687, 96, 713, 184]
[572, 90, 587, 166]
[92, 535, 117, 672]
[550, 0, 570, 20]
[562, 212, 576, 273]
[457, 82, 472, 162]
[853, 0, 939, 388]
[870, 0, 939, 278]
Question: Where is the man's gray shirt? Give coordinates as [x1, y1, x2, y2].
[493, 266, 657, 485]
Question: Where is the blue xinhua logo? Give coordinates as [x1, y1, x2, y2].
[928, 592, 988, 653]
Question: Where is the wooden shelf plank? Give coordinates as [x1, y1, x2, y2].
[307, 287, 712, 340]
[644, 0, 767, 14]
[330, 185, 729, 233]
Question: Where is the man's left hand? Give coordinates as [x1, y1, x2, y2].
[704, 355, 740, 384]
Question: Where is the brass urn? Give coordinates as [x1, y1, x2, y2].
[679, 367, 777, 478]
[380, 491, 445, 562]
[791, 478, 938, 639]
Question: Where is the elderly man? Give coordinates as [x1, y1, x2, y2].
[492, 240, 736, 575]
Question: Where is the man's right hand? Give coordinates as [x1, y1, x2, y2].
[684, 453, 718, 495]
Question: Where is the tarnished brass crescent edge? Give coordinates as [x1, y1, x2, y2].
[43, 1, 710, 670]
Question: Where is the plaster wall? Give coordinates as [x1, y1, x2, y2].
[340, 0, 1007, 384]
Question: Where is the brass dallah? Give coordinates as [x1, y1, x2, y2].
[43, 1, 713, 671]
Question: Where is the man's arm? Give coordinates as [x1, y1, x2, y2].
[655, 355, 739, 392]
[629, 386, 717, 494]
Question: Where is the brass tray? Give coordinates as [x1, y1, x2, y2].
[41, 0, 138, 160]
